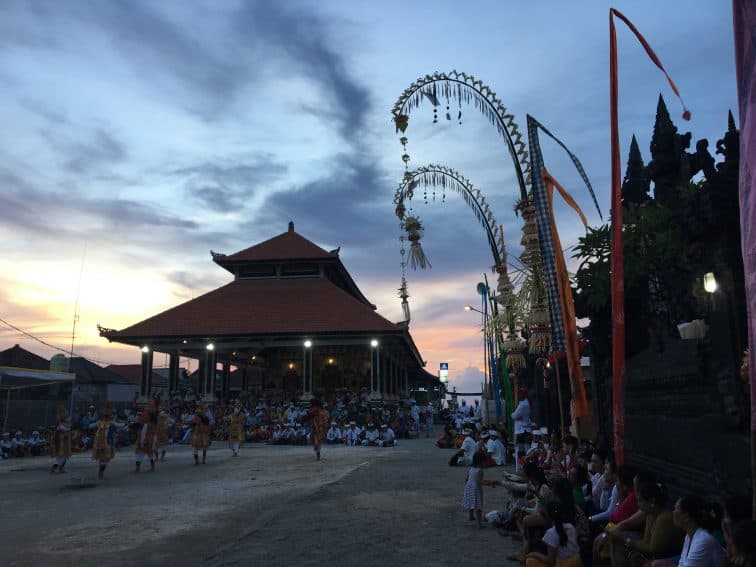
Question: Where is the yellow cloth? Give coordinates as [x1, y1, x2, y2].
[526, 553, 583, 567]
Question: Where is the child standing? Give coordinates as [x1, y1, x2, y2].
[462, 452, 490, 527]
[525, 501, 583, 567]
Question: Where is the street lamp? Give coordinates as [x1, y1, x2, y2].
[704, 272, 717, 294]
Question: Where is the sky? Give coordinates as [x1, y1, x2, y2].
[0, 1, 738, 396]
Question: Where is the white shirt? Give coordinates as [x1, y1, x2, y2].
[344, 427, 360, 445]
[382, 428, 395, 442]
[542, 523, 580, 559]
[326, 427, 341, 441]
[590, 484, 618, 523]
[365, 429, 379, 442]
[486, 438, 507, 465]
[460, 436, 477, 466]
[678, 529, 725, 567]
[511, 400, 531, 435]
[590, 471, 605, 502]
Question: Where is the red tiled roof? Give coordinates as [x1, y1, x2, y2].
[0, 344, 49, 370]
[105, 364, 168, 387]
[105, 277, 401, 339]
[219, 224, 336, 263]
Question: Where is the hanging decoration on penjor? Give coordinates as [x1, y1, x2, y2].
[608, 8, 690, 465]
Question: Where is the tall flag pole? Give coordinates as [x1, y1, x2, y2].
[608, 8, 690, 465]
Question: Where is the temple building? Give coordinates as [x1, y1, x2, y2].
[99, 222, 437, 402]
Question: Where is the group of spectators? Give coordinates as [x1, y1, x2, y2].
[0, 430, 47, 459]
[451, 420, 756, 567]
[2, 388, 436, 458]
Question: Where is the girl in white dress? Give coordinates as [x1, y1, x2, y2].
[462, 452, 490, 527]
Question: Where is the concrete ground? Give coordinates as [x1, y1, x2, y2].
[0, 438, 520, 566]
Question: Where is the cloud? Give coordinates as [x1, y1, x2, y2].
[232, 2, 370, 142]
[172, 156, 289, 212]
[64, 129, 127, 174]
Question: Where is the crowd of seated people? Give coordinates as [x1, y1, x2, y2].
[2, 388, 430, 462]
[0, 429, 48, 458]
[447, 425, 756, 567]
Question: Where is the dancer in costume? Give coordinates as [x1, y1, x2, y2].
[227, 401, 245, 457]
[134, 401, 158, 473]
[191, 404, 211, 465]
[307, 398, 328, 461]
[156, 403, 173, 462]
[50, 405, 72, 473]
[92, 402, 116, 480]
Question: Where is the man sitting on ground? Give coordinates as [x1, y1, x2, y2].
[377, 424, 396, 447]
[362, 423, 379, 446]
[1, 432, 12, 459]
[326, 421, 342, 444]
[486, 430, 507, 466]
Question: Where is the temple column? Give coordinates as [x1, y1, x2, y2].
[203, 347, 217, 402]
[242, 366, 249, 392]
[139, 346, 154, 402]
[402, 367, 409, 397]
[370, 343, 380, 400]
[168, 353, 180, 394]
[392, 358, 398, 398]
[222, 362, 231, 402]
[301, 343, 313, 401]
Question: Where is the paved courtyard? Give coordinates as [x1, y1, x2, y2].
[0, 438, 520, 566]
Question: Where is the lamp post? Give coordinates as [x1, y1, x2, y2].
[370, 339, 381, 401]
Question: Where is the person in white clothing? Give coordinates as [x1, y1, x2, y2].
[511, 386, 531, 472]
[326, 422, 342, 444]
[362, 423, 379, 446]
[344, 422, 361, 446]
[648, 495, 725, 567]
[589, 459, 619, 524]
[377, 424, 396, 447]
[454, 429, 478, 466]
[486, 431, 507, 466]
[523, 501, 582, 566]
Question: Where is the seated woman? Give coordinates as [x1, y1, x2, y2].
[507, 477, 585, 564]
[650, 495, 724, 567]
[607, 481, 683, 567]
[526, 501, 584, 567]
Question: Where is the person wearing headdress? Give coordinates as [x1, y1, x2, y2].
[191, 403, 211, 465]
[227, 401, 245, 457]
[156, 403, 173, 462]
[92, 402, 117, 480]
[50, 405, 72, 473]
[134, 400, 159, 473]
[307, 398, 328, 461]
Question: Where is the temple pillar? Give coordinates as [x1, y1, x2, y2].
[203, 348, 217, 402]
[402, 367, 409, 397]
[222, 362, 231, 402]
[301, 344, 313, 401]
[139, 347, 154, 402]
[370, 343, 380, 400]
[168, 353, 180, 394]
[242, 366, 249, 392]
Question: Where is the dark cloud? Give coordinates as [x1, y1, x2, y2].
[232, 2, 370, 142]
[173, 157, 288, 212]
[165, 270, 229, 299]
[0, 168, 197, 242]
[64, 129, 126, 174]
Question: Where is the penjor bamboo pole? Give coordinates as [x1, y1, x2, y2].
[554, 361, 566, 438]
